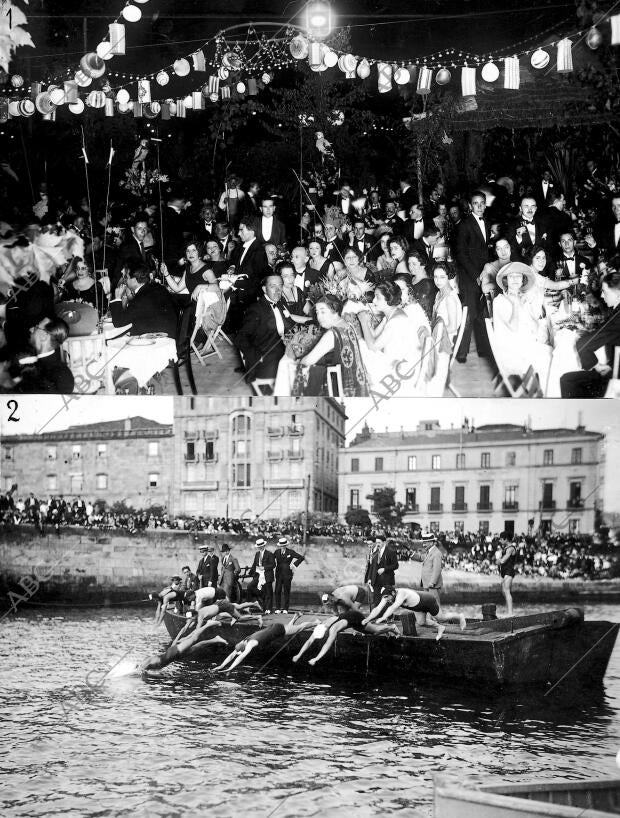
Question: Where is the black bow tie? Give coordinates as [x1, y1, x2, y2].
[564, 255, 575, 261]
[415, 219, 423, 223]
[523, 220, 533, 224]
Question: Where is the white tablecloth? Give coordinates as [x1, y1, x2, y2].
[106, 335, 178, 388]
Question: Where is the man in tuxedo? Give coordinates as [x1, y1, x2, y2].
[334, 183, 355, 218]
[110, 264, 177, 337]
[244, 181, 261, 217]
[398, 177, 417, 214]
[273, 536, 305, 613]
[402, 202, 426, 243]
[234, 273, 295, 383]
[534, 170, 556, 207]
[196, 203, 217, 245]
[454, 190, 491, 362]
[347, 219, 372, 259]
[248, 538, 276, 613]
[160, 192, 189, 274]
[214, 222, 237, 261]
[410, 224, 441, 265]
[258, 197, 287, 247]
[324, 222, 347, 263]
[540, 192, 573, 246]
[592, 196, 620, 258]
[505, 197, 547, 259]
[291, 246, 320, 293]
[112, 215, 153, 290]
[225, 217, 269, 333]
[17, 317, 74, 394]
[555, 231, 591, 281]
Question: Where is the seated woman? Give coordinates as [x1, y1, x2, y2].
[371, 231, 396, 278]
[61, 259, 108, 315]
[279, 260, 307, 317]
[177, 240, 225, 354]
[431, 262, 463, 344]
[338, 247, 374, 301]
[525, 245, 579, 318]
[407, 249, 437, 322]
[275, 293, 370, 396]
[388, 235, 409, 276]
[357, 280, 426, 396]
[202, 239, 229, 280]
[393, 273, 431, 336]
[493, 261, 553, 391]
[308, 238, 335, 281]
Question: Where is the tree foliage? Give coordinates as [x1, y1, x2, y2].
[345, 506, 371, 528]
[366, 487, 405, 526]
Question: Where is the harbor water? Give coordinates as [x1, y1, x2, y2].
[1, 602, 620, 817]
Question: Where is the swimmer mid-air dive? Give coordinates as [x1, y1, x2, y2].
[141, 619, 229, 672]
[362, 587, 467, 641]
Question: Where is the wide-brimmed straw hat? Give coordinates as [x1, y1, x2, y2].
[496, 261, 537, 293]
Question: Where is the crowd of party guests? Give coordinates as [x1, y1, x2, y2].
[1, 155, 619, 396]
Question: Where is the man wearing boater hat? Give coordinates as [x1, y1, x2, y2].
[196, 543, 219, 589]
[248, 538, 276, 614]
[273, 536, 305, 614]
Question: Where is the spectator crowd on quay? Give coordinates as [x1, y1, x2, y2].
[1, 152, 619, 397]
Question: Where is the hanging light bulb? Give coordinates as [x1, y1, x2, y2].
[586, 26, 603, 49]
[121, 4, 142, 23]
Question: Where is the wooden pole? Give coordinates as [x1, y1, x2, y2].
[302, 473, 311, 548]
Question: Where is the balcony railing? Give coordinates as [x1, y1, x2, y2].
[477, 502, 493, 511]
[267, 426, 283, 437]
[567, 498, 584, 509]
[404, 503, 419, 513]
[428, 503, 443, 512]
[452, 503, 468, 511]
[184, 454, 196, 462]
[502, 502, 519, 511]
[267, 450, 283, 461]
[289, 424, 304, 436]
[205, 454, 218, 463]
[288, 449, 304, 459]
[539, 500, 556, 511]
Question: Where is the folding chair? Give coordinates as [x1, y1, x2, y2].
[446, 305, 468, 397]
[191, 293, 232, 366]
[613, 346, 620, 379]
[326, 365, 344, 397]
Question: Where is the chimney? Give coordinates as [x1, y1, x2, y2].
[124, 418, 131, 432]
[400, 426, 404, 440]
[577, 410, 584, 431]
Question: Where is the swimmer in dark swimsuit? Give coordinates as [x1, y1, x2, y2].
[141, 619, 229, 672]
[213, 613, 318, 673]
[154, 576, 185, 625]
[196, 599, 263, 628]
[496, 532, 517, 617]
[364, 588, 466, 641]
[320, 584, 367, 613]
[304, 603, 400, 667]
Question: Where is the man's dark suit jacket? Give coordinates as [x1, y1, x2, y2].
[196, 554, 219, 588]
[110, 281, 178, 337]
[293, 266, 321, 293]
[576, 304, 620, 369]
[364, 547, 378, 587]
[409, 237, 436, 265]
[251, 548, 276, 583]
[259, 217, 287, 247]
[594, 222, 620, 258]
[505, 217, 548, 258]
[454, 215, 491, 281]
[540, 207, 573, 245]
[235, 296, 295, 380]
[112, 238, 153, 290]
[18, 349, 74, 394]
[161, 206, 188, 269]
[376, 545, 399, 588]
[274, 547, 305, 578]
[229, 238, 269, 303]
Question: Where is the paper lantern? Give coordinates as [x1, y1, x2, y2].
[156, 71, 169, 86]
[612, 14, 620, 45]
[8, 100, 20, 117]
[192, 91, 203, 110]
[42, 110, 57, 122]
[531, 49, 549, 69]
[557, 39, 573, 73]
[309, 42, 324, 67]
[35, 92, 55, 115]
[312, 63, 328, 73]
[134, 0, 150, 4]
[394, 67, 411, 85]
[261, 72, 271, 84]
[209, 92, 218, 103]
[160, 102, 170, 120]
[80, 52, 106, 79]
[340, 54, 357, 74]
[19, 99, 35, 117]
[247, 78, 258, 95]
[323, 47, 338, 68]
[417, 67, 433, 95]
[0, 98, 8, 123]
[137, 79, 151, 103]
[133, 102, 143, 118]
[504, 56, 520, 89]
[11, 74, 24, 88]
[62, 81, 78, 103]
[168, 101, 177, 116]
[108, 22, 126, 55]
[117, 101, 131, 114]
[236, 81, 246, 94]
[289, 34, 309, 60]
[461, 66, 476, 96]
[183, 95, 193, 109]
[87, 90, 106, 108]
[221, 86, 231, 99]
[49, 87, 66, 105]
[219, 66, 230, 81]
[96, 41, 114, 60]
[69, 99, 85, 114]
[151, 101, 161, 114]
[143, 103, 158, 119]
[116, 89, 130, 105]
[31, 82, 42, 100]
[173, 58, 190, 77]
[121, 5, 141, 22]
[105, 98, 115, 117]
[208, 75, 220, 95]
[192, 50, 206, 71]
[377, 62, 392, 93]
[480, 61, 499, 82]
[357, 58, 370, 79]
[586, 26, 603, 49]
[436, 67, 451, 85]
[74, 70, 92, 87]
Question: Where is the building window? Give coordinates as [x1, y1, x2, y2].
[454, 485, 465, 509]
[232, 414, 251, 435]
[47, 475, 57, 491]
[454, 520, 464, 534]
[375, 457, 383, 472]
[96, 474, 108, 490]
[481, 452, 490, 469]
[479, 520, 489, 535]
[3, 446, 13, 461]
[189, 397, 195, 410]
[206, 441, 215, 461]
[569, 481, 582, 507]
[47, 446, 57, 461]
[504, 485, 518, 508]
[234, 440, 247, 456]
[408, 455, 417, 471]
[431, 455, 440, 470]
[542, 482, 554, 508]
[232, 463, 251, 488]
[430, 486, 441, 510]
[148, 473, 159, 488]
[72, 445, 81, 461]
[506, 451, 516, 466]
[569, 518, 581, 534]
[186, 442, 195, 461]
[571, 448, 582, 465]
[148, 441, 159, 457]
[429, 521, 440, 533]
[70, 475, 83, 493]
[456, 453, 465, 469]
[479, 484, 490, 510]
[351, 458, 359, 473]
[350, 489, 360, 508]
[543, 449, 554, 465]
[405, 488, 416, 509]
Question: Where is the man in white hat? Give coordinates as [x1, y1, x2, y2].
[273, 536, 305, 614]
[248, 538, 276, 614]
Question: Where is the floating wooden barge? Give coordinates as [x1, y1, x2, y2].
[434, 775, 620, 817]
[162, 606, 619, 689]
